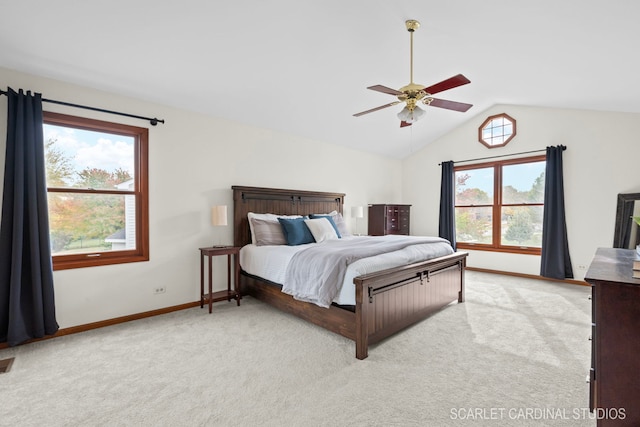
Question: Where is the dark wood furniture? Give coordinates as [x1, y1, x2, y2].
[232, 186, 466, 359]
[585, 247, 640, 426]
[200, 246, 241, 313]
[368, 204, 411, 236]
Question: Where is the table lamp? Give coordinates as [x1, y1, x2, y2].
[211, 205, 228, 247]
[351, 206, 364, 236]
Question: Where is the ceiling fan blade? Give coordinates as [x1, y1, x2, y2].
[429, 98, 473, 112]
[367, 85, 405, 96]
[353, 101, 401, 117]
[400, 121, 412, 128]
[423, 74, 471, 95]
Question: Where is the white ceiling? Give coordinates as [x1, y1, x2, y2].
[2, 1, 639, 159]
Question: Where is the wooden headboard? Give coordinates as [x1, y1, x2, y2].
[232, 186, 345, 247]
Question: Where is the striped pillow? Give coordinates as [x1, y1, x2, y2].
[250, 218, 287, 246]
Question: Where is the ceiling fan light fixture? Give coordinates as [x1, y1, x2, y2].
[397, 105, 426, 123]
[412, 105, 426, 121]
[397, 106, 411, 121]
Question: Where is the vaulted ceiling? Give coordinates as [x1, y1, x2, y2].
[2, 1, 639, 159]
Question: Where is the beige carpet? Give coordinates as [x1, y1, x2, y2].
[0, 271, 596, 426]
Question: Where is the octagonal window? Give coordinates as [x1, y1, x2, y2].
[479, 113, 516, 148]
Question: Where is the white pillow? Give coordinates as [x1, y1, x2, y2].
[247, 212, 301, 244]
[304, 218, 339, 243]
[314, 210, 351, 237]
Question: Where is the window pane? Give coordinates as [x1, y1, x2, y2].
[455, 206, 493, 244]
[501, 206, 543, 247]
[48, 192, 136, 255]
[455, 167, 494, 206]
[504, 123, 513, 135]
[43, 124, 135, 190]
[502, 161, 545, 204]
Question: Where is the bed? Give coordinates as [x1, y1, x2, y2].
[232, 185, 468, 359]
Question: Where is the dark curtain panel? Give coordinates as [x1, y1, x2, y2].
[540, 145, 574, 279]
[438, 160, 456, 250]
[0, 88, 58, 346]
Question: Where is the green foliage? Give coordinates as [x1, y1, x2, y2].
[528, 171, 545, 203]
[455, 171, 491, 243]
[77, 167, 131, 189]
[44, 140, 132, 252]
[45, 138, 74, 186]
[69, 193, 125, 241]
[456, 209, 491, 243]
[113, 168, 132, 185]
[50, 230, 73, 252]
[455, 168, 545, 247]
[504, 209, 534, 244]
[503, 185, 524, 203]
[456, 187, 491, 205]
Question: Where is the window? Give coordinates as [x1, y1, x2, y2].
[43, 112, 149, 270]
[478, 113, 516, 148]
[455, 155, 545, 254]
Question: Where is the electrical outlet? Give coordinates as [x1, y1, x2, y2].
[153, 286, 166, 294]
[577, 265, 587, 270]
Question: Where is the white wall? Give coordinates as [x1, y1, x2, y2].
[403, 104, 640, 280]
[0, 67, 403, 328]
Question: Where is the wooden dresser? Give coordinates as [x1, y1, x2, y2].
[584, 247, 640, 426]
[368, 204, 411, 236]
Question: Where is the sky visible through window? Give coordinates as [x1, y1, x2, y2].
[43, 124, 134, 184]
[459, 162, 545, 196]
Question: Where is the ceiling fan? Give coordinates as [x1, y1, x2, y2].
[353, 20, 472, 128]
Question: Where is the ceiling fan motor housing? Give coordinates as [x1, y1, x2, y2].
[398, 83, 430, 111]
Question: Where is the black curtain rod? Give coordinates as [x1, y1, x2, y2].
[438, 146, 566, 166]
[0, 89, 165, 126]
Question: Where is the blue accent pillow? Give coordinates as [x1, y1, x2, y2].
[309, 214, 342, 238]
[278, 217, 315, 245]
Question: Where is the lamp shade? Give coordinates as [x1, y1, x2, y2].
[351, 206, 364, 218]
[397, 105, 426, 123]
[397, 106, 411, 121]
[412, 105, 426, 121]
[211, 205, 228, 226]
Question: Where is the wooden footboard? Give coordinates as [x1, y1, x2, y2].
[240, 251, 467, 359]
[353, 251, 467, 359]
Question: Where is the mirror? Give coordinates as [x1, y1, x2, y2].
[613, 193, 640, 249]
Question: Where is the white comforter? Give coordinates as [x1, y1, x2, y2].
[240, 235, 454, 307]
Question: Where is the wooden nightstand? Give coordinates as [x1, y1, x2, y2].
[199, 246, 241, 313]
